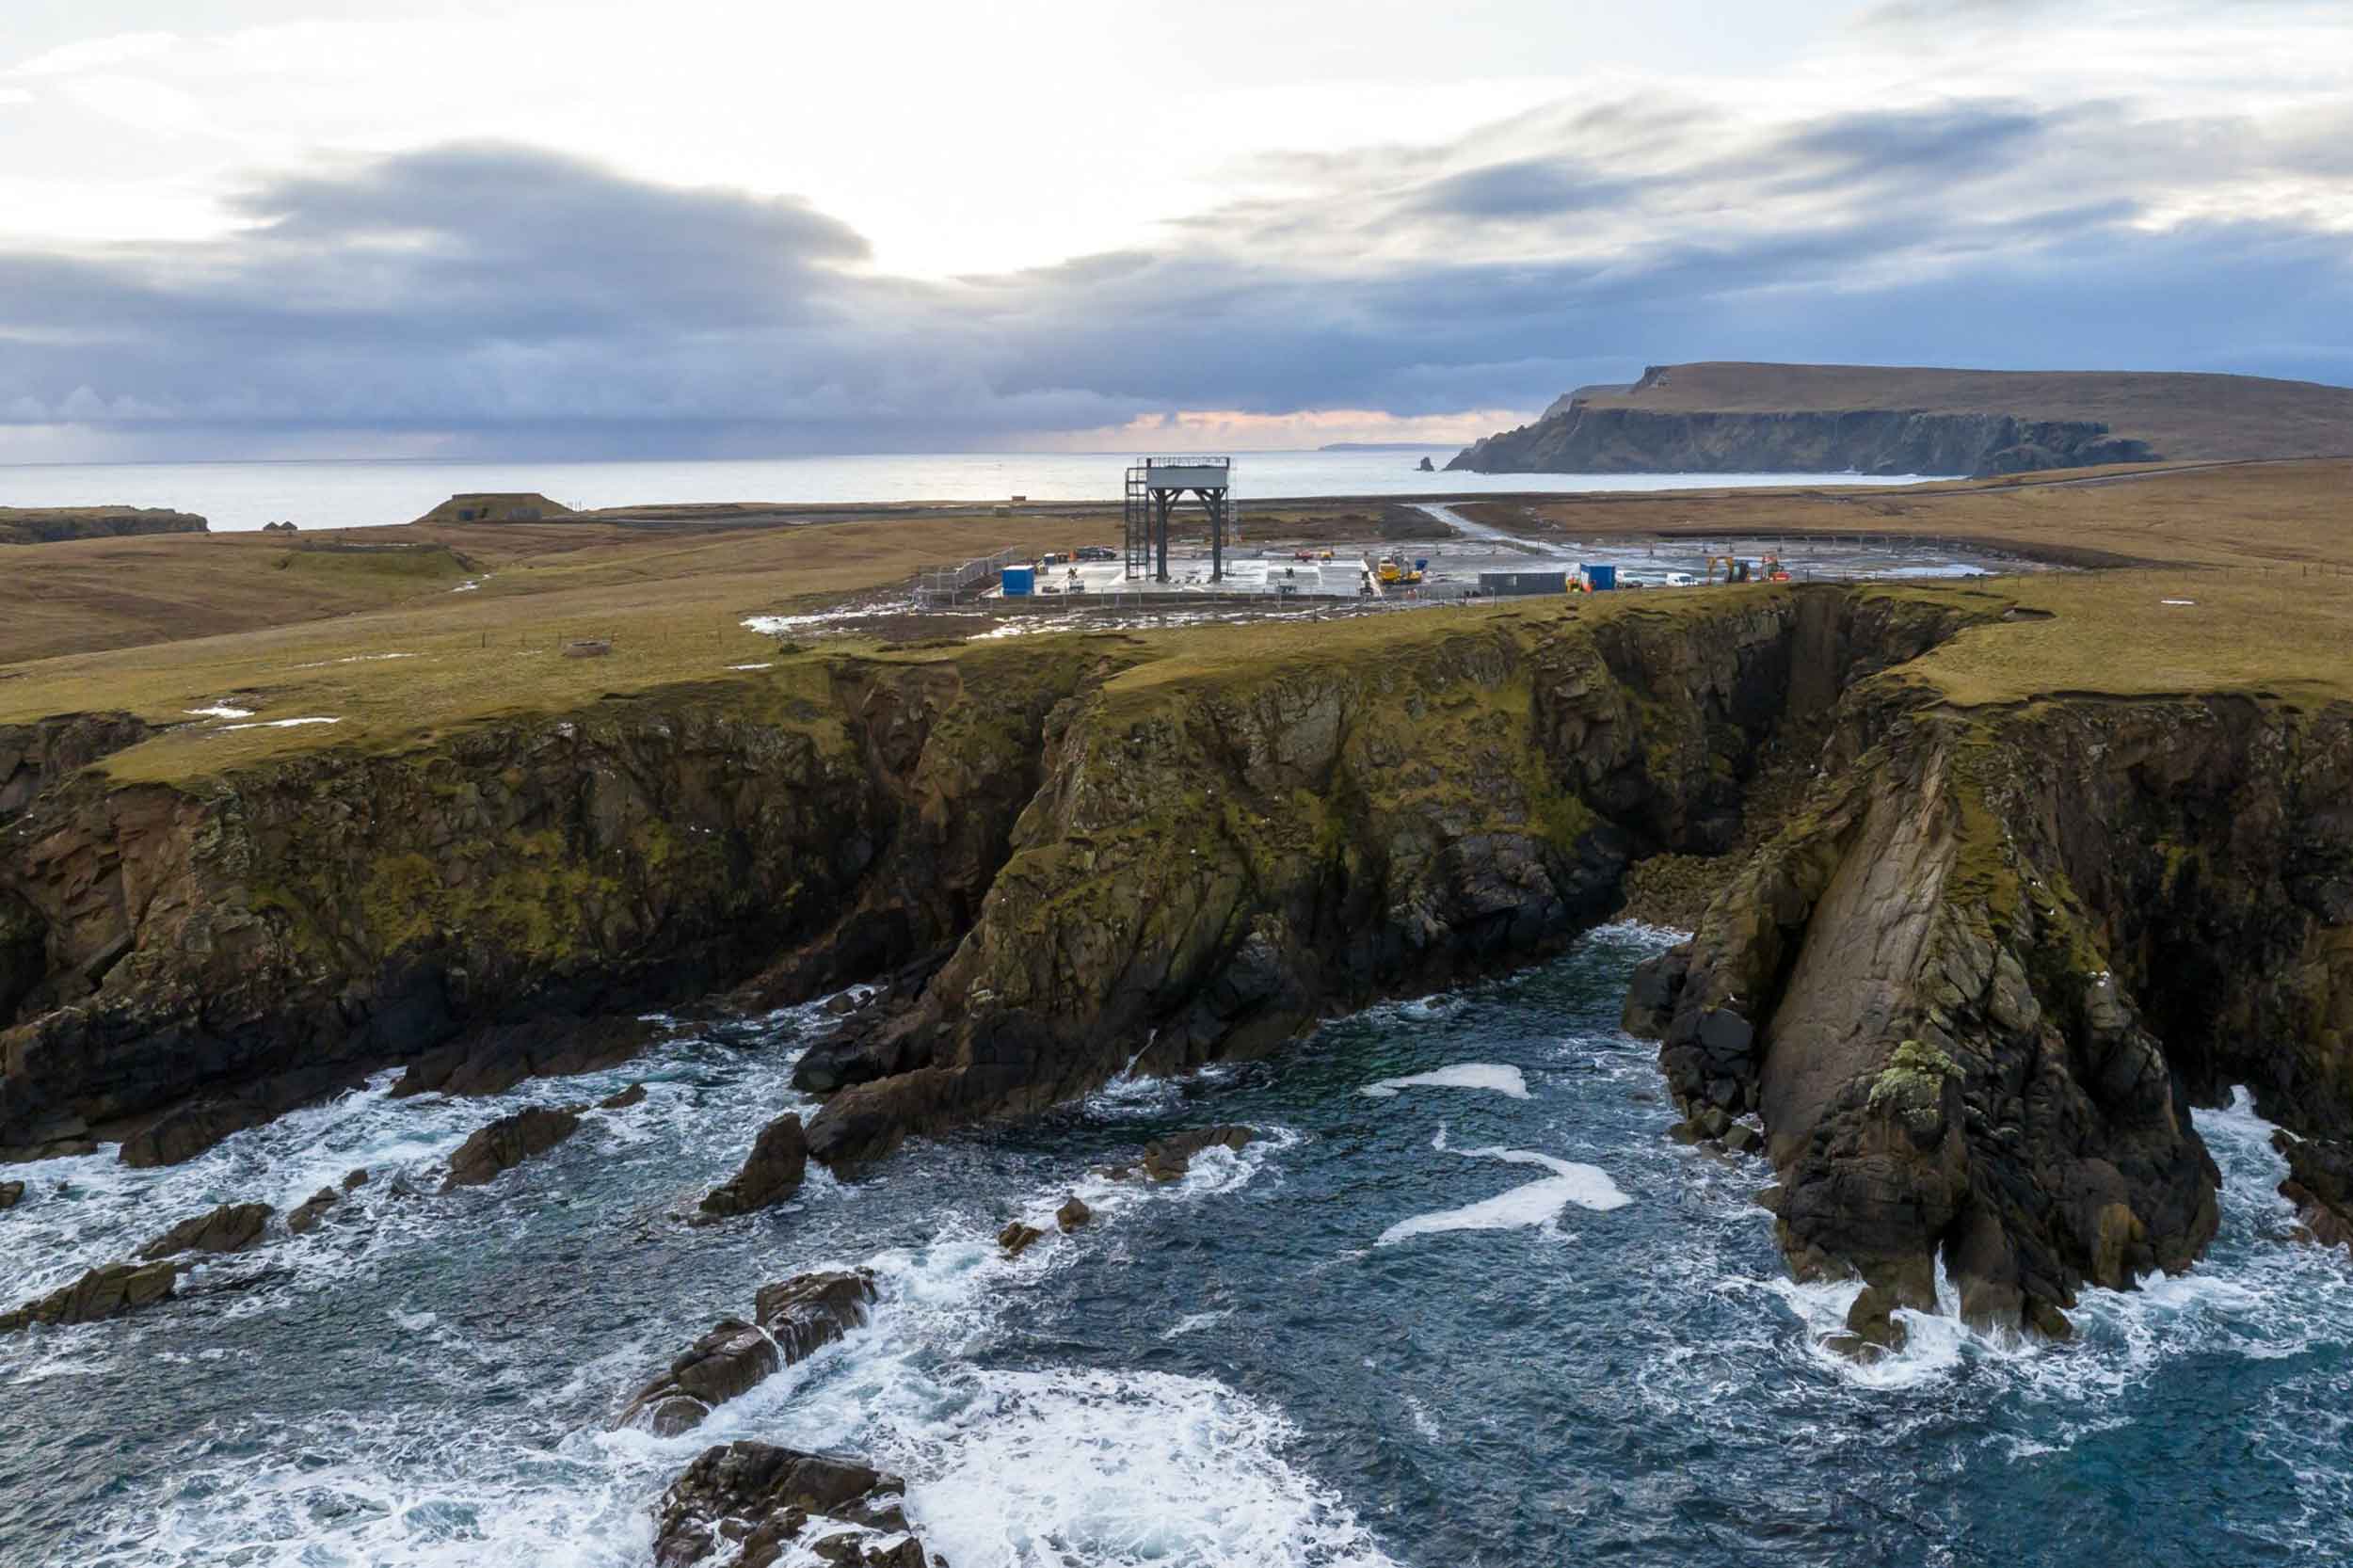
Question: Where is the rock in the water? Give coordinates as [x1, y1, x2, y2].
[599, 1082, 648, 1111]
[0, 1180, 24, 1210]
[1, 1259, 177, 1334]
[696, 1112, 809, 1222]
[617, 1270, 877, 1435]
[441, 1105, 583, 1192]
[119, 1099, 271, 1169]
[137, 1201, 272, 1259]
[1723, 1122, 1766, 1156]
[1055, 1195, 1091, 1232]
[652, 1441, 935, 1568]
[286, 1186, 342, 1235]
[1824, 1284, 1908, 1362]
[999, 1221, 1044, 1257]
[392, 1015, 655, 1100]
[342, 1167, 370, 1190]
[1099, 1125, 1257, 1183]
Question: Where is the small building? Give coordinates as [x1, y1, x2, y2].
[412, 492, 576, 526]
[1479, 570, 1574, 596]
[262, 520, 298, 534]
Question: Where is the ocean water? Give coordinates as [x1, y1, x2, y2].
[2, 923, 2346, 1568]
[0, 453, 1937, 533]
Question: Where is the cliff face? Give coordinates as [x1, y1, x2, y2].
[7, 595, 2351, 1342]
[795, 591, 1982, 1165]
[1448, 360, 2353, 477]
[1625, 681, 2353, 1332]
[0, 646, 1109, 1158]
[0, 508, 209, 545]
[1448, 405, 2153, 477]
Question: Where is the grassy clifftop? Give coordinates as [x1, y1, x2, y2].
[1569, 362, 2353, 463]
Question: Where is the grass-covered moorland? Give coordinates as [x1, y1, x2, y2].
[2, 459, 2348, 787]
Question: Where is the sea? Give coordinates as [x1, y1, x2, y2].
[3, 923, 2346, 1568]
[0, 453, 1936, 533]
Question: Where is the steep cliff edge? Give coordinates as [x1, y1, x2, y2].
[0, 644, 1112, 1160]
[797, 590, 1983, 1165]
[8, 584, 2350, 1345]
[0, 507, 209, 545]
[1625, 682, 2353, 1333]
[1448, 361, 2353, 477]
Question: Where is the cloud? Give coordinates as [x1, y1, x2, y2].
[0, 81, 2348, 461]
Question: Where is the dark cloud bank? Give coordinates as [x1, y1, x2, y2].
[4, 96, 2349, 458]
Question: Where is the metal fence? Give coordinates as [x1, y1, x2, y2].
[916, 545, 1029, 605]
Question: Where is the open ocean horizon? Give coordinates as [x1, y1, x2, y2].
[0, 450, 1937, 533]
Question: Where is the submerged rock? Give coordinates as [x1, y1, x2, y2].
[1098, 1125, 1257, 1184]
[652, 1441, 935, 1568]
[617, 1270, 876, 1436]
[1824, 1284, 1908, 1362]
[695, 1112, 809, 1222]
[0, 1179, 24, 1210]
[1055, 1194, 1091, 1232]
[599, 1082, 648, 1111]
[286, 1186, 343, 1235]
[137, 1201, 272, 1259]
[998, 1221, 1044, 1257]
[440, 1105, 583, 1192]
[1, 1259, 177, 1335]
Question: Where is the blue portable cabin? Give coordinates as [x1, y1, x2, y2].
[1584, 564, 1617, 591]
[1001, 566, 1035, 597]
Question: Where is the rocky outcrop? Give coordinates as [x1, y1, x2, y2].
[695, 1112, 809, 1222]
[1, 713, 154, 827]
[1626, 683, 2353, 1334]
[0, 507, 208, 546]
[390, 1016, 654, 1099]
[1449, 403, 2152, 477]
[1451, 360, 2353, 476]
[1, 1259, 176, 1334]
[440, 1105, 582, 1191]
[653, 1442, 936, 1568]
[1099, 1125, 1258, 1183]
[1, 644, 1108, 1162]
[137, 1201, 272, 1259]
[801, 590, 1983, 1168]
[0, 1178, 22, 1209]
[617, 1270, 877, 1436]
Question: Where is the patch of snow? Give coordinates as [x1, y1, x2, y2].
[184, 704, 255, 720]
[216, 716, 343, 732]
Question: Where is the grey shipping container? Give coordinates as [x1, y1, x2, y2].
[1478, 570, 1572, 596]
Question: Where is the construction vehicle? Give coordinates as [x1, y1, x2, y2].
[1376, 552, 1425, 586]
[1707, 555, 1752, 584]
[1763, 552, 1792, 583]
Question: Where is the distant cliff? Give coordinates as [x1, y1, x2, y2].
[1449, 361, 2353, 478]
[0, 508, 208, 546]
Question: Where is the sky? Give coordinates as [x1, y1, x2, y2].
[1, 0, 2348, 463]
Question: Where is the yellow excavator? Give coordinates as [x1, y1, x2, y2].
[1375, 553, 1425, 585]
[1706, 555, 1751, 584]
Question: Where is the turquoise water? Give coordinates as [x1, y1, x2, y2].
[1, 922, 2347, 1566]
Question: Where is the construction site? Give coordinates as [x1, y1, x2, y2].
[908, 456, 2056, 618]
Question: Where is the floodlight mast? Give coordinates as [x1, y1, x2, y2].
[1123, 456, 1233, 584]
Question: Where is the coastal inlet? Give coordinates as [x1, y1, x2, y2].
[3, 925, 2348, 1567]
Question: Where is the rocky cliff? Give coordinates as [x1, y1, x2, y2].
[6, 592, 2350, 1346]
[0, 507, 209, 545]
[0, 643, 1112, 1159]
[1449, 404, 2152, 477]
[1625, 675, 2353, 1334]
[1448, 360, 2353, 477]
[794, 590, 1979, 1164]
